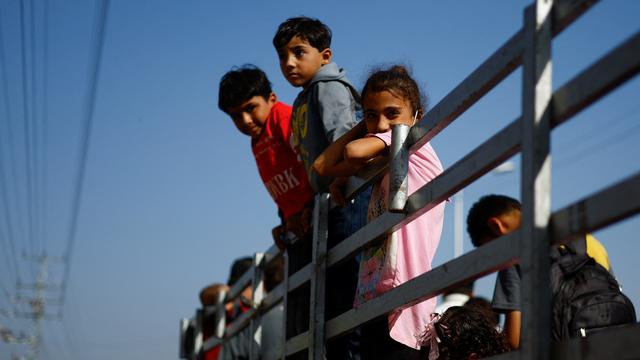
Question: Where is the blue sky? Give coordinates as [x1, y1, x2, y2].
[0, 1, 638, 359]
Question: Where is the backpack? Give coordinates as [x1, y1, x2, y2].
[549, 238, 636, 340]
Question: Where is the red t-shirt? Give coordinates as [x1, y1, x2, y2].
[252, 102, 314, 219]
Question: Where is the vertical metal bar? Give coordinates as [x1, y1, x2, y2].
[179, 318, 190, 359]
[281, 251, 290, 360]
[520, 1, 553, 359]
[250, 253, 265, 360]
[214, 289, 227, 339]
[388, 124, 410, 212]
[194, 310, 204, 360]
[309, 193, 330, 359]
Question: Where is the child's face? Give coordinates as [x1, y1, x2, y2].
[362, 90, 417, 134]
[277, 36, 331, 88]
[226, 93, 276, 139]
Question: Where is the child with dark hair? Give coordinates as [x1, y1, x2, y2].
[315, 65, 445, 359]
[466, 194, 521, 247]
[273, 16, 370, 359]
[464, 297, 500, 329]
[466, 194, 614, 349]
[218, 65, 314, 245]
[420, 306, 511, 360]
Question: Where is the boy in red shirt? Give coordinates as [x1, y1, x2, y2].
[218, 65, 314, 239]
[218, 66, 314, 357]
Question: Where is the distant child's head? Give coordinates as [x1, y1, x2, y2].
[218, 65, 276, 139]
[464, 297, 500, 329]
[273, 17, 332, 88]
[420, 306, 510, 360]
[199, 283, 229, 307]
[360, 65, 425, 134]
[467, 194, 522, 247]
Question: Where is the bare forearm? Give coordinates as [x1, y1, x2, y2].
[504, 310, 521, 349]
[314, 121, 367, 177]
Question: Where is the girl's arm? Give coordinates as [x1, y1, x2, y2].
[313, 121, 370, 177]
[343, 136, 387, 167]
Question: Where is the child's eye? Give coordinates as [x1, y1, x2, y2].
[294, 49, 305, 57]
[385, 110, 400, 119]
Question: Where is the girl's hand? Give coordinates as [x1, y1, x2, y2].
[329, 177, 349, 207]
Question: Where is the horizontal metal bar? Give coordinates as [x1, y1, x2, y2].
[329, 120, 521, 269]
[343, 156, 388, 201]
[287, 263, 311, 293]
[407, 120, 521, 222]
[327, 212, 405, 268]
[552, 31, 640, 128]
[408, 0, 597, 153]
[550, 172, 640, 243]
[226, 267, 254, 302]
[325, 233, 520, 341]
[202, 336, 222, 352]
[552, 0, 599, 36]
[409, 30, 524, 152]
[225, 307, 255, 338]
[285, 331, 309, 356]
[551, 323, 640, 360]
[331, 30, 640, 269]
[264, 244, 282, 259]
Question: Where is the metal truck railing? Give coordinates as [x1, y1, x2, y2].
[180, 0, 640, 358]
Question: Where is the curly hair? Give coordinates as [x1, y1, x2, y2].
[420, 306, 511, 359]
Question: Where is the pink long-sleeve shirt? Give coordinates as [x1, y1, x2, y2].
[354, 130, 445, 349]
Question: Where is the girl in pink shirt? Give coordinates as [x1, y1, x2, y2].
[314, 65, 445, 358]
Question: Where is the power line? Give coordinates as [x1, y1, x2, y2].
[19, 0, 37, 281]
[0, 5, 28, 284]
[40, 0, 50, 260]
[0, 13, 22, 286]
[59, 0, 111, 313]
[28, 0, 41, 258]
[555, 114, 640, 168]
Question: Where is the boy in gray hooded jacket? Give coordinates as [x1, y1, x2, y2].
[274, 16, 368, 360]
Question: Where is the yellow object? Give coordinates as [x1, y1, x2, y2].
[585, 234, 610, 271]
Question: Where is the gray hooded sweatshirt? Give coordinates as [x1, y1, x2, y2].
[290, 62, 361, 192]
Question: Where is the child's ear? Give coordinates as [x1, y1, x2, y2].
[320, 48, 332, 65]
[269, 92, 277, 104]
[488, 217, 506, 236]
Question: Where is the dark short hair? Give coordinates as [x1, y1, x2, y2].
[273, 16, 331, 52]
[227, 256, 253, 286]
[466, 194, 521, 247]
[218, 65, 272, 113]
